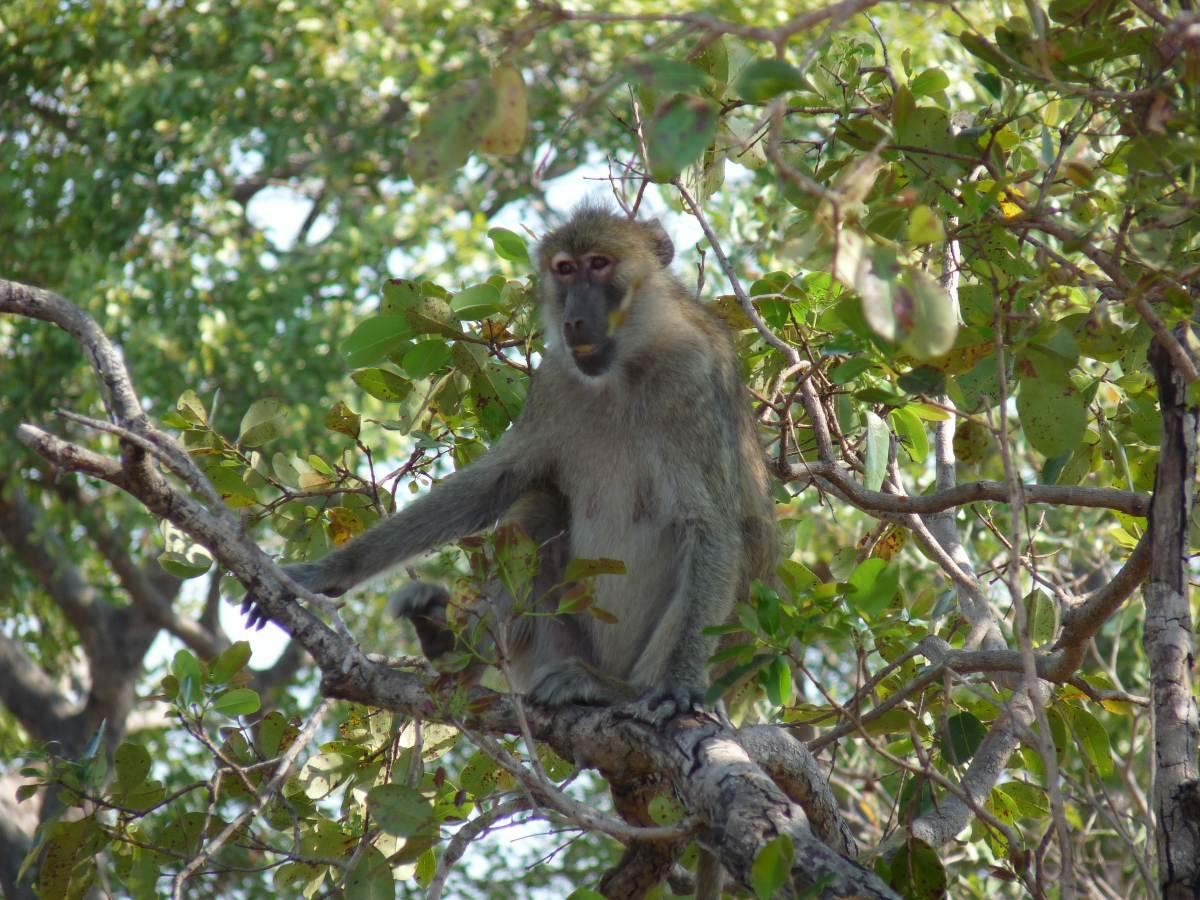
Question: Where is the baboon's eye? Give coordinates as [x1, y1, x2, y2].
[589, 255, 611, 271]
[555, 259, 576, 276]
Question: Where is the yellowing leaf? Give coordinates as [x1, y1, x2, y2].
[324, 400, 360, 439]
[326, 507, 364, 545]
[478, 65, 527, 155]
[872, 526, 907, 560]
[929, 340, 994, 374]
[999, 185, 1024, 218]
[907, 205, 946, 244]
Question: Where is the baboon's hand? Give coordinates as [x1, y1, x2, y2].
[388, 582, 455, 660]
[240, 562, 340, 630]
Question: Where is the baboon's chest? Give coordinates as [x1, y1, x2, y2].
[558, 438, 675, 675]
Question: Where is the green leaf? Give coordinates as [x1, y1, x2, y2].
[1066, 705, 1114, 777]
[647, 794, 686, 825]
[158, 549, 213, 580]
[537, 746, 575, 780]
[382, 278, 421, 312]
[845, 558, 900, 619]
[864, 411, 889, 491]
[298, 751, 354, 799]
[909, 68, 950, 97]
[895, 104, 959, 177]
[238, 399, 286, 448]
[113, 742, 151, 791]
[351, 367, 413, 403]
[776, 560, 819, 597]
[402, 340, 452, 379]
[37, 819, 98, 900]
[271, 453, 300, 488]
[887, 838, 947, 899]
[751, 833, 794, 899]
[898, 268, 958, 360]
[212, 688, 261, 717]
[995, 780, 1050, 819]
[341, 315, 413, 368]
[367, 784, 436, 837]
[274, 862, 326, 898]
[209, 641, 252, 684]
[955, 356, 1002, 412]
[345, 845, 395, 900]
[1017, 376, 1087, 458]
[942, 712, 986, 764]
[450, 344, 525, 437]
[705, 653, 773, 705]
[829, 357, 874, 385]
[850, 243, 901, 342]
[627, 57, 711, 93]
[256, 711, 292, 758]
[405, 296, 460, 338]
[406, 79, 497, 183]
[488, 227, 529, 263]
[450, 283, 501, 320]
[646, 95, 718, 183]
[898, 366, 947, 395]
[459, 752, 504, 798]
[204, 465, 258, 509]
[907, 205, 945, 244]
[1024, 590, 1057, 645]
[889, 406, 929, 464]
[734, 59, 807, 102]
[176, 389, 208, 426]
[172, 650, 203, 705]
[764, 656, 792, 706]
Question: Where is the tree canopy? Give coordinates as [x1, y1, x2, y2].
[2, 0, 1199, 897]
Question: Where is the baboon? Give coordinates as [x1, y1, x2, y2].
[246, 205, 776, 721]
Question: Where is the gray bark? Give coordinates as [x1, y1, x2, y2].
[1145, 328, 1200, 898]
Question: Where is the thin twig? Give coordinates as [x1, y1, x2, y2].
[171, 699, 335, 898]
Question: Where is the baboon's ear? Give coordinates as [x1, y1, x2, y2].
[640, 219, 674, 267]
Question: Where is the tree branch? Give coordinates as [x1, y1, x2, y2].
[1143, 325, 1200, 893]
[0, 478, 99, 643]
[0, 633, 79, 748]
[1, 277, 895, 900]
[788, 460, 1148, 516]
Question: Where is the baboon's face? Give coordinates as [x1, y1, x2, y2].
[546, 249, 626, 377]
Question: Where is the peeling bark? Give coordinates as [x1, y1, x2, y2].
[327, 666, 896, 898]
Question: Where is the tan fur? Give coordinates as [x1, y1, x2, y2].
[249, 206, 777, 720]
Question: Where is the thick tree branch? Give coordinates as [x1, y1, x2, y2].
[1, 277, 894, 899]
[328, 668, 892, 898]
[0, 279, 156, 485]
[1057, 532, 1152, 648]
[0, 634, 79, 747]
[0, 479, 99, 643]
[1144, 327, 1200, 896]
